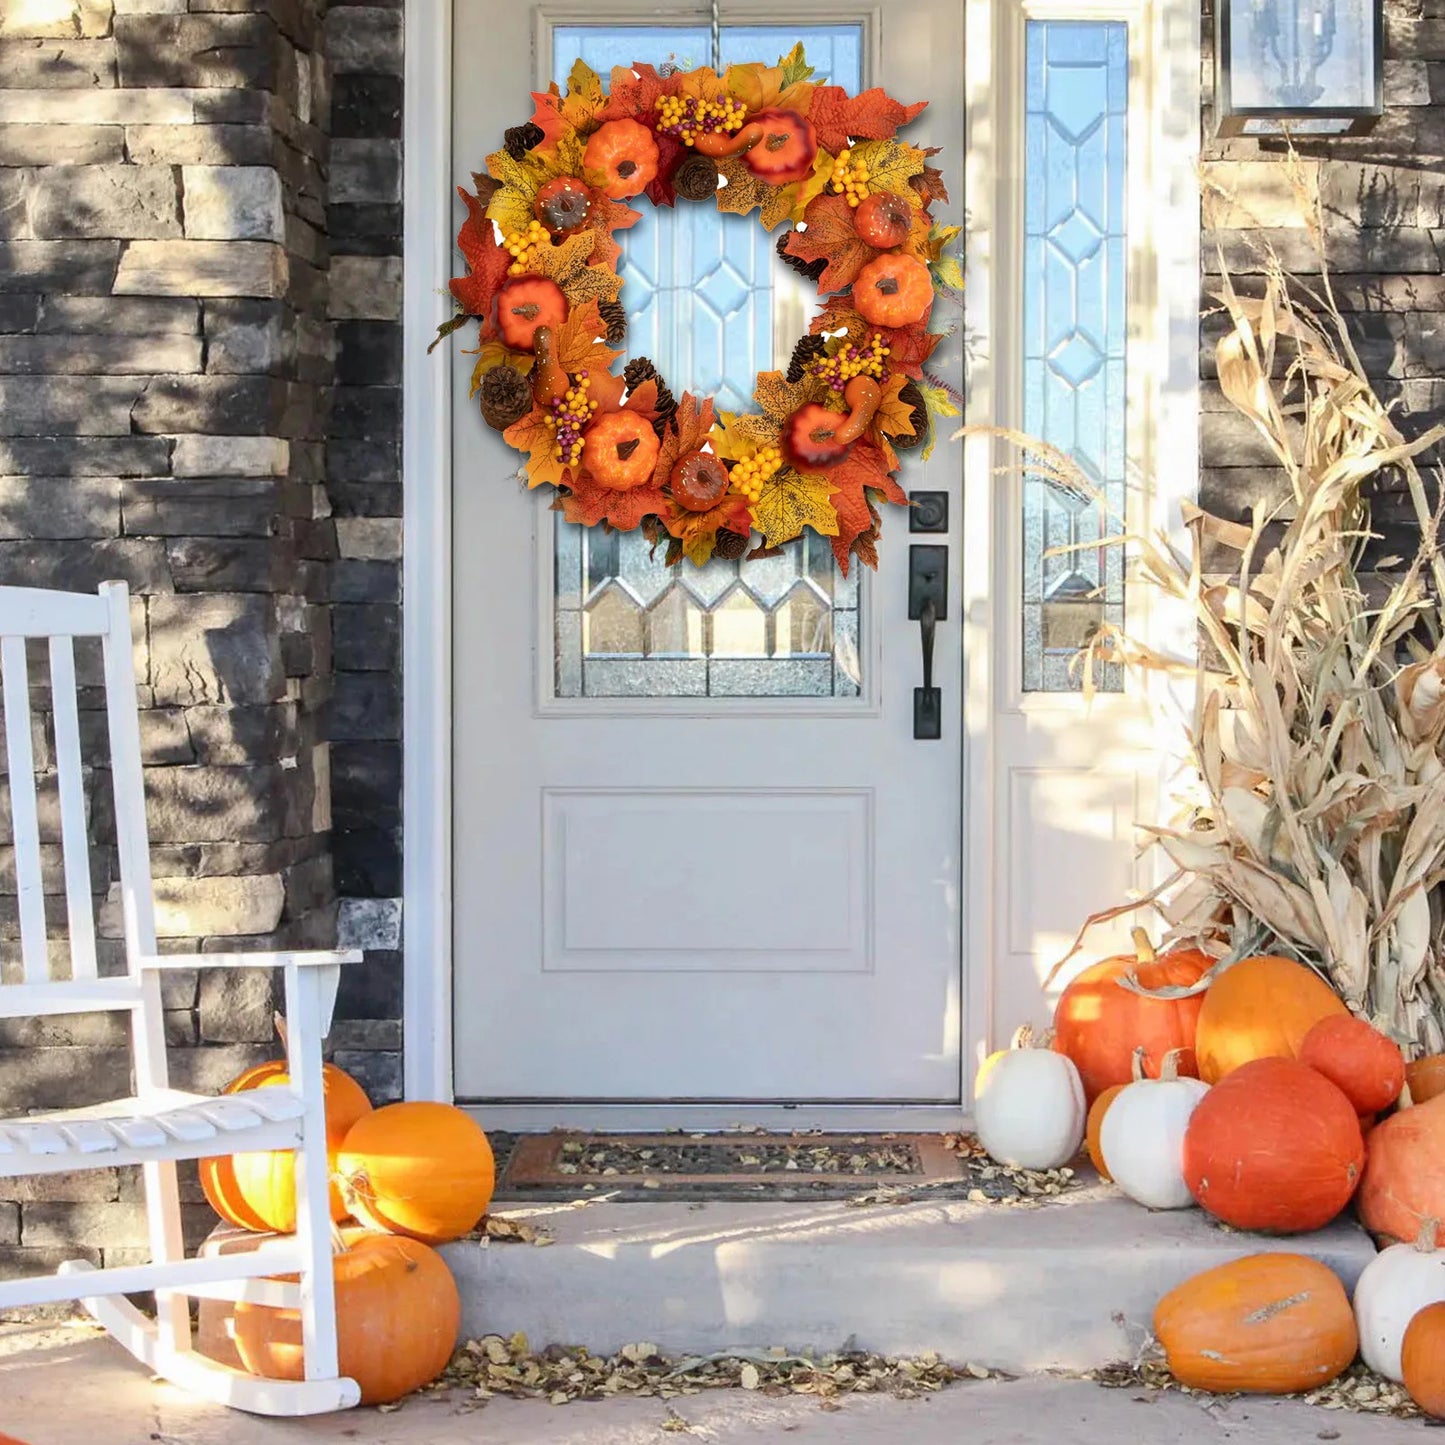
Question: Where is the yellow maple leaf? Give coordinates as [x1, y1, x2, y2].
[484, 132, 587, 237]
[724, 48, 817, 116]
[750, 469, 839, 547]
[503, 408, 570, 490]
[527, 229, 624, 310]
[559, 59, 606, 132]
[872, 372, 918, 441]
[850, 138, 926, 209]
[791, 144, 836, 224]
[715, 156, 800, 233]
[712, 409, 780, 458]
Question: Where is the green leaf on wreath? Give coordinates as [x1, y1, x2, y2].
[777, 42, 816, 89]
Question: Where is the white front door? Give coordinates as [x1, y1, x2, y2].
[450, 3, 968, 1103]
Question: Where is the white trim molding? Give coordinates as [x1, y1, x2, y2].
[401, 0, 455, 1101]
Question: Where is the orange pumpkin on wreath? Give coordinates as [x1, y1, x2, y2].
[438, 44, 960, 572]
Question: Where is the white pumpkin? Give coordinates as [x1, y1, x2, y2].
[1355, 1225, 1445, 1382]
[1100, 1048, 1209, 1210]
[974, 1029, 1085, 1170]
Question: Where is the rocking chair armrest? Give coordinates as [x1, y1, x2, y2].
[137, 950, 363, 971]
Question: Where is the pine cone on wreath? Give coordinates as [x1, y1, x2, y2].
[478, 364, 533, 431]
[713, 528, 751, 561]
[673, 154, 721, 202]
[598, 299, 627, 345]
[503, 122, 544, 160]
[892, 379, 930, 452]
[786, 333, 828, 384]
[776, 231, 827, 284]
[624, 356, 678, 440]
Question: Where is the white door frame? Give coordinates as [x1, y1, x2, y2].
[399, 0, 1201, 1111]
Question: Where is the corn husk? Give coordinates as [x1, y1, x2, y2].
[959, 243, 1445, 1055]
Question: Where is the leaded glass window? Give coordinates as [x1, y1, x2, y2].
[1021, 20, 1128, 693]
[549, 24, 868, 701]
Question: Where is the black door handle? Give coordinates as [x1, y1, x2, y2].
[908, 544, 946, 740]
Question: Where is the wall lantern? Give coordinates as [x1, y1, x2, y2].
[1216, 0, 1383, 136]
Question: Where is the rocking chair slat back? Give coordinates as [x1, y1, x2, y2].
[0, 581, 149, 1004]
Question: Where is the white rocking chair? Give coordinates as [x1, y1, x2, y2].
[0, 582, 362, 1416]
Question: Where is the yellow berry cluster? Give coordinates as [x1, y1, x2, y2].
[810, 332, 891, 391]
[503, 219, 548, 276]
[544, 375, 598, 467]
[653, 92, 747, 146]
[730, 445, 783, 503]
[829, 149, 871, 206]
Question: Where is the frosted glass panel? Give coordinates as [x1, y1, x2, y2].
[550, 24, 868, 701]
[1022, 20, 1127, 693]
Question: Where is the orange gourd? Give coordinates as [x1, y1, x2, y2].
[1194, 954, 1348, 1083]
[1300, 1014, 1404, 1116]
[1406, 1054, 1445, 1105]
[852, 253, 934, 329]
[581, 409, 661, 490]
[584, 118, 659, 199]
[1052, 929, 1212, 1103]
[1357, 1092, 1445, 1247]
[1085, 1083, 1125, 1181]
[337, 1102, 496, 1244]
[234, 1230, 460, 1405]
[784, 376, 883, 467]
[1154, 1253, 1357, 1394]
[694, 110, 817, 184]
[199, 1035, 373, 1234]
[1403, 1302, 1445, 1417]
[1183, 1057, 1364, 1233]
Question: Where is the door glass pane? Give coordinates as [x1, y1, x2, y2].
[549, 25, 867, 700]
[1021, 20, 1127, 693]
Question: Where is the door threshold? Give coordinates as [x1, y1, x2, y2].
[462, 1103, 973, 1133]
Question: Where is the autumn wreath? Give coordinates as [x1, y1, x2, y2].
[436, 44, 961, 571]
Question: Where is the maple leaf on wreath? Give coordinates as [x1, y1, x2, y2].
[849, 139, 926, 208]
[528, 60, 607, 149]
[750, 468, 839, 548]
[528, 228, 626, 311]
[910, 147, 951, 207]
[806, 439, 902, 574]
[504, 407, 572, 491]
[449, 184, 511, 319]
[551, 299, 623, 375]
[724, 46, 816, 116]
[652, 392, 717, 487]
[598, 62, 677, 123]
[645, 132, 688, 208]
[562, 478, 671, 532]
[585, 193, 642, 269]
[807, 85, 927, 154]
[663, 492, 753, 568]
[781, 194, 880, 293]
[713, 370, 830, 456]
[715, 156, 802, 233]
[483, 130, 586, 237]
[467, 339, 534, 399]
[872, 371, 919, 444]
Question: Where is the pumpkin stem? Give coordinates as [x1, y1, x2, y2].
[1416, 1219, 1440, 1253]
[1130, 1045, 1147, 1083]
[1130, 927, 1156, 965]
[1159, 1048, 1184, 1083]
[1011, 1023, 1034, 1051]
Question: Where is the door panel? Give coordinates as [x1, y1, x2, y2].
[450, 3, 967, 1102]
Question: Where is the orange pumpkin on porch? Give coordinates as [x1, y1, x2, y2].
[337, 1101, 496, 1244]
[1052, 930, 1211, 1102]
[1193, 954, 1348, 1083]
[1300, 1014, 1404, 1116]
[234, 1229, 460, 1405]
[1403, 1302, 1445, 1417]
[1406, 1054, 1445, 1105]
[1356, 1092, 1445, 1246]
[1085, 1083, 1125, 1180]
[1154, 1253, 1357, 1393]
[1182, 1056, 1364, 1233]
[200, 1047, 373, 1234]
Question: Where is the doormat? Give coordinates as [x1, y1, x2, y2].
[492, 1132, 1087, 1204]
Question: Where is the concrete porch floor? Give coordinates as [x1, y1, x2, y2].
[0, 1321, 1426, 1444]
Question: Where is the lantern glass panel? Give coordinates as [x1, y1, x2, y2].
[1226, 0, 1376, 112]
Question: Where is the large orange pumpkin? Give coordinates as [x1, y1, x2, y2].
[1154, 1253, 1357, 1393]
[1356, 1092, 1445, 1246]
[1300, 1014, 1404, 1116]
[233, 1230, 460, 1406]
[1406, 1054, 1445, 1105]
[337, 1102, 496, 1244]
[1194, 954, 1348, 1083]
[1085, 1083, 1125, 1181]
[200, 1054, 373, 1234]
[1403, 1302, 1445, 1417]
[1182, 1057, 1364, 1233]
[1052, 930, 1212, 1102]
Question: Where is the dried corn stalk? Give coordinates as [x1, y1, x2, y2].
[969, 252, 1445, 1055]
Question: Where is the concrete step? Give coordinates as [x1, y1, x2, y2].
[439, 1181, 1377, 1373]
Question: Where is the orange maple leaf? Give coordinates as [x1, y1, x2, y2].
[504, 407, 572, 491]
[806, 438, 906, 574]
[586, 193, 642, 269]
[563, 478, 669, 531]
[552, 300, 623, 375]
[807, 86, 928, 154]
[782, 195, 880, 294]
[598, 62, 677, 122]
[449, 184, 511, 321]
[651, 392, 718, 486]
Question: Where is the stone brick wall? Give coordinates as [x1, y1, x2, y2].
[0, 0, 360, 1280]
[1198, 0, 1445, 555]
